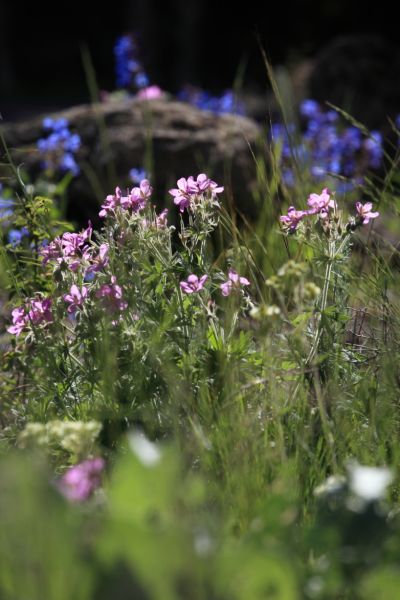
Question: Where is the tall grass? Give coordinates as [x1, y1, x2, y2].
[1, 76, 400, 598]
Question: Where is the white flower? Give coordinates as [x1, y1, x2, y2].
[348, 463, 393, 502]
[128, 431, 161, 467]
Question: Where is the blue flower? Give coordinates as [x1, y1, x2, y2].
[37, 118, 81, 176]
[129, 168, 148, 184]
[114, 34, 151, 91]
[8, 227, 29, 247]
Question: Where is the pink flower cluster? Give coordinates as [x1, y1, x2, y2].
[99, 180, 153, 218]
[280, 188, 336, 232]
[7, 298, 52, 336]
[41, 223, 109, 276]
[169, 173, 224, 212]
[141, 208, 169, 230]
[220, 269, 250, 297]
[58, 457, 105, 502]
[95, 276, 128, 313]
[280, 189, 379, 232]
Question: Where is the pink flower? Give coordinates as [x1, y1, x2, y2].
[169, 174, 223, 213]
[169, 177, 197, 212]
[99, 187, 122, 218]
[180, 274, 208, 294]
[280, 206, 307, 232]
[128, 179, 153, 211]
[41, 237, 63, 265]
[193, 173, 224, 195]
[220, 269, 250, 297]
[58, 457, 105, 502]
[96, 276, 127, 313]
[7, 306, 27, 336]
[86, 244, 109, 274]
[155, 208, 169, 228]
[307, 188, 336, 218]
[8, 298, 53, 336]
[137, 85, 163, 100]
[64, 285, 89, 314]
[41, 223, 92, 272]
[355, 202, 379, 225]
[27, 298, 53, 325]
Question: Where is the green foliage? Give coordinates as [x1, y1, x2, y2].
[2, 106, 400, 597]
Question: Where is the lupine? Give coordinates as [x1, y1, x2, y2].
[58, 457, 105, 502]
[355, 202, 379, 225]
[64, 285, 89, 314]
[129, 168, 148, 184]
[270, 99, 384, 188]
[114, 34, 151, 92]
[220, 270, 250, 297]
[37, 118, 81, 175]
[178, 86, 246, 116]
[8, 227, 29, 247]
[180, 274, 208, 294]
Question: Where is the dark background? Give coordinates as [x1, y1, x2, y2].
[1, 0, 400, 122]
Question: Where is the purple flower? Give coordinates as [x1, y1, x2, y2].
[7, 306, 27, 336]
[307, 188, 336, 218]
[95, 276, 127, 313]
[280, 206, 307, 232]
[180, 274, 208, 294]
[64, 285, 89, 314]
[8, 298, 53, 336]
[169, 176, 198, 212]
[41, 223, 92, 272]
[27, 298, 53, 326]
[169, 174, 224, 213]
[99, 187, 122, 218]
[155, 208, 169, 228]
[220, 269, 250, 297]
[355, 202, 379, 225]
[59, 457, 105, 502]
[86, 244, 109, 274]
[126, 179, 153, 211]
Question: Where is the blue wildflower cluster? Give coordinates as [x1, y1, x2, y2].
[271, 99, 384, 189]
[0, 184, 30, 246]
[37, 118, 81, 176]
[178, 87, 246, 116]
[114, 34, 150, 90]
[129, 168, 148, 185]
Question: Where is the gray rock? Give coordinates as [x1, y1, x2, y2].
[1, 98, 262, 222]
